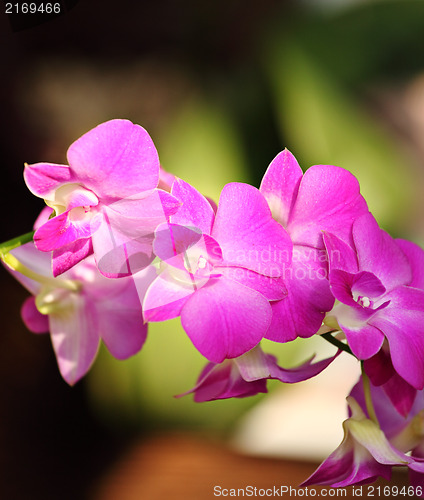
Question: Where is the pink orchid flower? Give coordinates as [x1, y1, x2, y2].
[142, 179, 292, 363]
[24, 119, 179, 277]
[6, 242, 146, 385]
[304, 378, 424, 492]
[259, 149, 369, 343]
[323, 212, 424, 390]
[302, 395, 415, 488]
[180, 344, 340, 402]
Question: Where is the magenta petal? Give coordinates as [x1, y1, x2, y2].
[353, 213, 412, 292]
[370, 288, 424, 389]
[67, 119, 159, 200]
[323, 231, 359, 274]
[24, 162, 73, 198]
[302, 449, 355, 487]
[11, 242, 51, 276]
[158, 166, 176, 192]
[382, 373, 417, 418]
[52, 238, 93, 276]
[266, 247, 334, 342]
[181, 277, 271, 363]
[92, 208, 156, 277]
[108, 189, 180, 220]
[218, 266, 287, 301]
[34, 206, 54, 230]
[21, 297, 49, 334]
[49, 296, 100, 385]
[396, 239, 424, 289]
[34, 210, 95, 252]
[143, 268, 195, 322]
[288, 165, 368, 248]
[259, 149, 303, 227]
[363, 349, 394, 386]
[97, 281, 146, 359]
[330, 270, 386, 308]
[236, 347, 340, 384]
[212, 182, 292, 277]
[153, 222, 202, 264]
[341, 321, 385, 360]
[180, 361, 267, 402]
[171, 179, 215, 235]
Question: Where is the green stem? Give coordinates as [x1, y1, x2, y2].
[321, 331, 354, 356]
[361, 363, 379, 426]
[0, 231, 35, 258]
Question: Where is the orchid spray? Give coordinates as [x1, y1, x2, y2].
[2, 119, 424, 495]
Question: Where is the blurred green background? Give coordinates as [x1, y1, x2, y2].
[1, 0, 424, 498]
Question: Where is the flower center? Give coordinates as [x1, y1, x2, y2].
[357, 296, 371, 308]
[352, 290, 372, 309]
[45, 183, 99, 215]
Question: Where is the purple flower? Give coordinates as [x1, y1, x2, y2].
[24, 119, 179, 277]
[324, 212, 424, 389]
[302, 395, 414, 488]
[259, 149, 369, 342]
[6, 242, 146, 385]
[142, 179, 292, 363]
[363, 346, 418, 417]
[179, 344, 340, 402]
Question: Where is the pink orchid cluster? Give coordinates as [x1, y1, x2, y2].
[2, 119, 424, 493]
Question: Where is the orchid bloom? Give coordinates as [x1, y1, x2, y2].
[259, 149, 369, 343]
[348, 378, 424, 492]
[142, 179, 292, 363]
[4, 242, 146, 385]
[24, 119, 179, 277]
[180, 344, 340, 402]
[323, 212, 424, 390]
[302, 396, 414, 488]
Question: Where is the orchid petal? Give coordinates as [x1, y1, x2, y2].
[339, 315, 384, 360]
[212, 182, 292, 277]
[288, 165, 368, 248]
[52, 238, 94, 277]
[353, 213, 412, 292]
[382, 373, 418, 418]
[370, 287, 424, 389]
[21, 297, 49, 334]
[259, 149, 302, 227]
[34, 210, 98, 252]
[236, 346, 340, 384]
[170, 179, 215, 235]
[179, 361, 268, 402]
[107, 189, 180, 220]
[158, 166, 176, 192]
[181, 276, 271, 363]
[67, 119, 159, 200]
[97, 281, 146, 359]
[11, 242, 52, 276]
[323, 231, 358, 274]
[91, 208, 156, 277]
[329, 270, 386, 309]
[143, 267, 195, 322]
[34, 206, 54, 230]
[49, 295, 100, 385]
[218, 266, 287, 301]
[396, 239, 424, 289]
[24, 162, 73, 199]
[266, 247, 334, 342]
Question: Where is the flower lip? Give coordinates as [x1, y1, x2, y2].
[45, 183, 99, 215]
